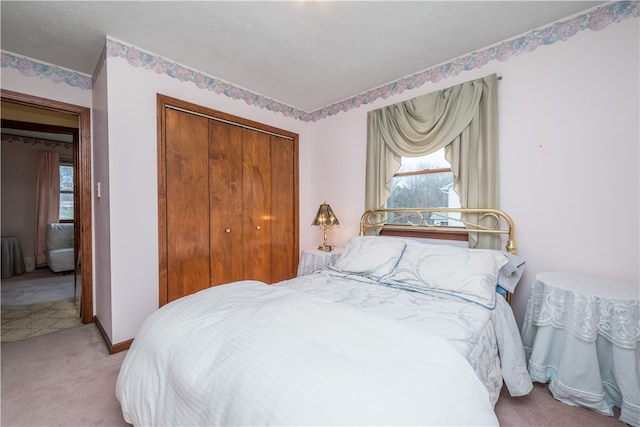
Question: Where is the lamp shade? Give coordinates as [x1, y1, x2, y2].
[312, 203, 340, 227]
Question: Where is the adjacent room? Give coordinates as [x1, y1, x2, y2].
[1, 103, 84, 342]
[1, 1, 638, 426]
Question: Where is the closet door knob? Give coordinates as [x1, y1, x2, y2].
[256, 225, 261, 230]
[225, 228, 231, 233]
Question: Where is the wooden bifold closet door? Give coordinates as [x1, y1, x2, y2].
[158, 95, 299, 305]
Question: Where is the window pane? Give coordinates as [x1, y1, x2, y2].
[386, 149, 463, 227]
[388, 171, 454, 209]
[60, 192, 74, 220]
[60, 165, 73, 192]
[397, 151, 450, 174]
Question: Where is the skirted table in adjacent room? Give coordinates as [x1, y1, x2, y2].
[1, 236, 25, 279]
[521, 272, 640, 426]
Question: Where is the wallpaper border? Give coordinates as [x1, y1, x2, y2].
[0, 51, 93, 90]
[311, 1, 639, 121]
[1, 1, 638, 122]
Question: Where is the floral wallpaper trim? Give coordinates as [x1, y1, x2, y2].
[107, 1, 640, 122]
[105, 39, 313, 122]
[2, 133, 73, 149]
[1, 1, 637, 121]
[0, 51, 92, 90]
[309, 1, 640, 121]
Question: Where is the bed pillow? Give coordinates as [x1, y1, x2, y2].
[395, 238, 526, 293]
[459, 248, 526, 293]
[330, 236, 406, 279]
[380, 243, 508, 308]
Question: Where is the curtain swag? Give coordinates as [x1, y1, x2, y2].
[365, 74, 500, 249]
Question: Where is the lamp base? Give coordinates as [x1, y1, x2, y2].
[317, 244, 333, 252]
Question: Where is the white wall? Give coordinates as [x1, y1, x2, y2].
[103, 58, 312, 344]
[309, 17, 640, 325]
[92, 52, 114, 339]
[307, 108, 370, 247]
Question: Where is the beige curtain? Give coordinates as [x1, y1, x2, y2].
[365, 74, 499, 248]
[35, 151, 60, 265]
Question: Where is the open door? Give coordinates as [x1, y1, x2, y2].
[1, 89, 93, 323]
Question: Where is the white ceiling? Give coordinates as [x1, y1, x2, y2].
[1, 1, 604, 112]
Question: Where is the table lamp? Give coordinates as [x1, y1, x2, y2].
[312, 202, 339, 251]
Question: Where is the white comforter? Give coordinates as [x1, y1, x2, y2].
[117, 280, 499, 426]
[276, 270, 532, 402]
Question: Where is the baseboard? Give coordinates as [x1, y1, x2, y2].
[94, 315, 133, 354]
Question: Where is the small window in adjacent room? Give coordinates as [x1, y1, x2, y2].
[386, 148, 463, 227]
[59, 160, 74, 221]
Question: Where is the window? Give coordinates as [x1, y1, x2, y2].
[59, 161, 74, 221]
[386, 148, 462, 227]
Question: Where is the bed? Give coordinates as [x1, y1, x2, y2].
[116, 208, 533, 426]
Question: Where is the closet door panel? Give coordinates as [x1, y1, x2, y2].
[270, 135, 297, 282]
[209, 121, 244, 285]
[159, 95, 299, 304]
[165, 109, 210, 302]
[242, 129, 271, 282]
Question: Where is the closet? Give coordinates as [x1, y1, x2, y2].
[158, 95, 299, 305]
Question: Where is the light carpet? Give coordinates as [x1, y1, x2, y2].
[1, 324, 129, 427]
[1, 268, 77, 306]
[0, 323, 628, 427]
[1, 268, 81, 342]
[1, 299, 82, 342]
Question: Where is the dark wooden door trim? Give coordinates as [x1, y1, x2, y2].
[1, 89, 94, 324]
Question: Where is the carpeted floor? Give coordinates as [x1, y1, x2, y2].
[494, 382, 626, 427]
[1, 268, 82, 342]
[0, 323, 629, 427]
[1, 324, 130, 426]
[1, 268, 78, 306]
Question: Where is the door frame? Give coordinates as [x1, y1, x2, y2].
[1, 89, 94, 323]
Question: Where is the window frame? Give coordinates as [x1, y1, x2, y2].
[384, 150, 467, 241]
[59, 158, 74, 223]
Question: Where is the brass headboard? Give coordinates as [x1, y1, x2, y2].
[360, 208, 518, 303]
[359, 207, 517, 255]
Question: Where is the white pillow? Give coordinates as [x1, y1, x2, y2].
[381, 243, 508, 308]
[395, 238, 526, 293]
[331, 236, 406, 279]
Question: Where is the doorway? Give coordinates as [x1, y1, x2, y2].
[1, 89, 93, 324]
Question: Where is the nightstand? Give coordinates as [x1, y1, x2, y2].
[296, 247, 343, 277]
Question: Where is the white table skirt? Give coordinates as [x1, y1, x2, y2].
[297, 248, 343, 277]
[1, 236, 25, 279]
[521, 272, 640, 426]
